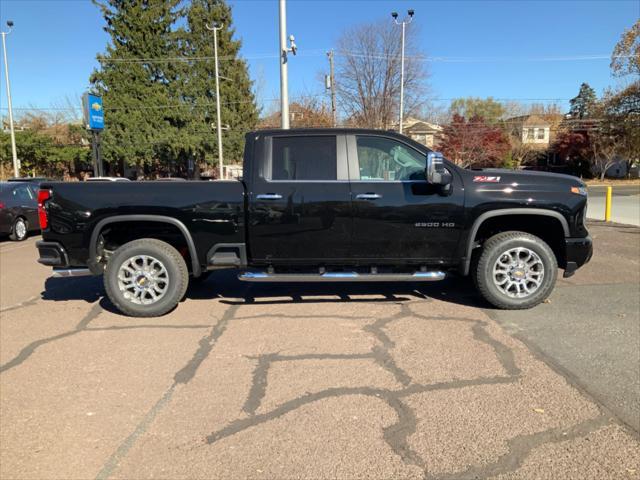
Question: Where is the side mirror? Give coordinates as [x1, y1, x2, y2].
[425, 152, 451, 185]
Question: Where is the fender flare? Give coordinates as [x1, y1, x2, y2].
[461, 208, 570, 276]
[89, 215, 201, 276]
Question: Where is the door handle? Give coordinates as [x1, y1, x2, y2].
[256, 193, 283, 200]
[355, 193, 382, 200]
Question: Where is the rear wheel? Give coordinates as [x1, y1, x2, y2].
[104, 238, 189, 317]
[9, 217, 28, 241]
[474, 231, 557, 309]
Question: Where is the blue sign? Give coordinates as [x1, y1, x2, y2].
[83, 93, 104, 131]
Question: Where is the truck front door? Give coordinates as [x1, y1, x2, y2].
[347, 134, 465, 265]
[247, 134, 352, 265]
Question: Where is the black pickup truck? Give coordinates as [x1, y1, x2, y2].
[36, 129, 592, 317]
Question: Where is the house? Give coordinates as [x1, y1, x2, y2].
[507, 115, 552, 148]
[397, 117, 443, 148]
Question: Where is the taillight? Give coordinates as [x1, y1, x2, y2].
[38, 189, 51, 230]
[0, 202, 5, 209]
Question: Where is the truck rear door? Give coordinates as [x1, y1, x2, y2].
[247, 133, 352, 264]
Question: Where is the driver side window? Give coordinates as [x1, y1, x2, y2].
[355, 136, 426, 181]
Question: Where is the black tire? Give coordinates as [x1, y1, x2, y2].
[474, 231, 557, 310]
[9, 217, 28, 241]
[104, 238, 189, 317]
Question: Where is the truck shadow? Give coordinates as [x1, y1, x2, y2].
[40, 268, 490, 313]
[189, 269, 489, 309]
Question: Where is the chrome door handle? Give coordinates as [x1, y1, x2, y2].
[355, 193, 382, 200]
[256, 193, 283, 200]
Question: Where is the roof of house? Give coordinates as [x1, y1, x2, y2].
[506, 114, 551, 127]
[404, 121, 443, 133]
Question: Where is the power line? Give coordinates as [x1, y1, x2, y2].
[0, 97, 599, 113]
[22, 51, 635, 65]
[335, 52, 639, 63]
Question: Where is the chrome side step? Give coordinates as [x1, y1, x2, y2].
[239, 271, 445, 282]
[52, 268, 93, 278]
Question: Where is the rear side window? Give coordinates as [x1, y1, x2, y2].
[271, 136, 337, 180]
[13, 185, 33, 201]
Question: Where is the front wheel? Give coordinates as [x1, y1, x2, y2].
[474, 231, 557, 309]
[104, 238, 189, 317]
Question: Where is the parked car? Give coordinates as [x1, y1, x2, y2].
[0, 181, 40, 241]
[7, 177, 52, 184]
[36, 129, 592, 316]
[85, 177, 131, 182]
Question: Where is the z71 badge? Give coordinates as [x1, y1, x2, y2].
[473, 175, 501, 183]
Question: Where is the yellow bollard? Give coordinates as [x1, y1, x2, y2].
[605, 186, 612, 222]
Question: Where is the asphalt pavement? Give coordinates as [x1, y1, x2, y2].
[587, 185, 640, 226]
[0, 224, 638, 479]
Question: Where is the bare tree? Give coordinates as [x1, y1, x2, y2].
[335, 19, 429, 129]
[258, 94, 332, 129]
[508, 137, 538, 169]
[591, 126, 624, 180]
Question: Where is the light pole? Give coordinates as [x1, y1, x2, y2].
[1, 20, 19, 177]
[326, 50, 337, 127]
[392, 10, 414, 134]
[206, 22, 224, 179]
[278, 0, 296, 129]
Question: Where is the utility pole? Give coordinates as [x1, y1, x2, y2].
[1, 20, 19, 177]
[206, 22, 225, 179]
[392, 10, 414, 134]
[326, 50, 337, 127]
[278, 0, 296, 129]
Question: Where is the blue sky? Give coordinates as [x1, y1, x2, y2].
[0, 0, 638, 118]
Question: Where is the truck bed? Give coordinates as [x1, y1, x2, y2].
[40, 180, 246, 270]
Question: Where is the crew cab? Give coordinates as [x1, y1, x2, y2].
[36, 129, 592, 317]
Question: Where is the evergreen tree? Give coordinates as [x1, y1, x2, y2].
[174, 0, 258, 176]
[569, 83, 597, 119]
[90, 0, 181, 175]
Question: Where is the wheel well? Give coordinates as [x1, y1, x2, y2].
[472, 215, 566, 268]
[96, 221, 193, 272]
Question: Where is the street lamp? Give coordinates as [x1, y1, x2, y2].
[392, 10, 414, 135]
[279, 0, 297, 129]
[1, 20, 19, 177]
[205, 22, 225, 179]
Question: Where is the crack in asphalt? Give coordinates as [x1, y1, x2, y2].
[95, 305, 239, 480]
[431, 415, 612, 480]
[2, 289, 619, 478]
[205, 301, 527, 479]
[0, 303, 103, 374]
[0, 307, 213, 375]
[243, 352, 376, 416]
[0, 295, 40, 314]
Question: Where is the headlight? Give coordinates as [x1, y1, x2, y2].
[571, 186, 588, 196]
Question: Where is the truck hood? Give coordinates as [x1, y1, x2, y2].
[470, 168, 585, 187]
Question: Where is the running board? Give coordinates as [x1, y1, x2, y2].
[52, 268, 92, 278]
[238, 271, 445, 282]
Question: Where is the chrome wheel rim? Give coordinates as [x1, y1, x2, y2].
[15, 219, 26, 239]
[492, 247, 544, 298]
[117, 255, 169, 305]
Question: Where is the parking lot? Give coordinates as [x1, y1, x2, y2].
[1, 222, 638, 479]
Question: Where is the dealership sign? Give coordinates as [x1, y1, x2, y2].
[82, 93, 104, 131]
